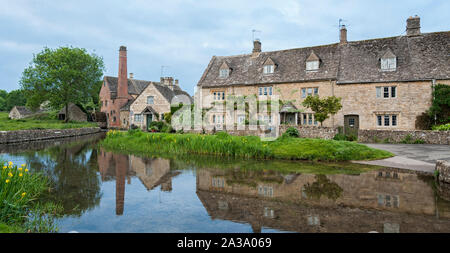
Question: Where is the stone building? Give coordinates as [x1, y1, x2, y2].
[8, 106, 33, 119]
[196, 16, 450, 132]
[58, 103, 87, 122]
[99, 46, 192, 129]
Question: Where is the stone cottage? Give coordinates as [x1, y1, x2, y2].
[58, 103, 87, 122]
[196, 16, 450, 134]
[9, 106, 33, 119]
[99, 46, 192, 129]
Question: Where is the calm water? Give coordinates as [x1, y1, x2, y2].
[1, 133, 450, 233]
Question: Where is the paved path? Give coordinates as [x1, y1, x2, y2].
[353, 143, 450, 173]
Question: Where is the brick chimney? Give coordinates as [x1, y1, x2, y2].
[117, 46, 128, 99]
[340, 25, 347, 44]
[406, 15, 421, 36]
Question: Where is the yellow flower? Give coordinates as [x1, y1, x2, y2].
[21, 192, 26, 198]
[21, 164, 26, 167]
[18, 167, 23, 171]
[19, 173, 23, 177]
[2, 166, 6, 169]
[8, 161, 13, 165]
[5, 179, 10, 183]
[8, 172, 13, 177]
[25, 169, 29, 172]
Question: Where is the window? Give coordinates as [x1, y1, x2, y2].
[377, 86, 397, 98]
[377, 114, 398, 127]
[349, 118, 355, 126]
[212, 177, 225, 188]
[301, 113, 316, 126]
[381, 57, 396, 71]
[259, 86, 272, 96]
[134, 114, 142, 122]
[392, 115, 397, 126]
[377, 115, 382, 126]
[263, 65, 274, 74]
[258, 186, 273, 197]
[219, 69, 229, 78]
[301, 87, 318, 98]
[306, 60, 319, 71]
[384, 115, 390, 126]
[147, 96, 154, 104]
[105, 100, 108, 106]
[213, 91, 225, 100]
[308, 114, 313, 125]
[303, 114, 307, 125]
[237, 115, 245, 124]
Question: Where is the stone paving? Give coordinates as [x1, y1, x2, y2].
[353, 143, 450, 173]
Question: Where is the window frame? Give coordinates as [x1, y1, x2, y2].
[306, 60, 319, 71]
[219, 68, 229, 78]
[263, 64, 274, 74]
[147, 96, 154, 105]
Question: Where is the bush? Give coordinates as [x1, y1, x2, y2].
[432, 123, 450, 131]
[149, 121, 165, 132]
[333, 133, 347, 141]
[282, 127, 299, 138]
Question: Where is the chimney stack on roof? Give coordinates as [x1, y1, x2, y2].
[117, 46, 128, 99]
[129, 73, 134, 79]
[340, 25, 347, 44]
[406, 15, 421, 36]
[252, 39, 261, 53]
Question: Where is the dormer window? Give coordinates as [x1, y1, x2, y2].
[380, 49, 397, 71]
[306, 51, 320, 71]
[263, 65, 274, 74]
[262, 57, 276, 74]
[219, 69, 229, 78]
[219, 62, 231, 78]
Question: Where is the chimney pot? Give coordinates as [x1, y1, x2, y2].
[129, 73, 134, 79]
[406, 15, 421, 36]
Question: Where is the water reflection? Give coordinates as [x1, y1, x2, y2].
[2, 134, 450, 233]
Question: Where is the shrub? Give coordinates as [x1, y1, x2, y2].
[149, 121, 165, 132]
[333, 133, 347, 141]
[215, 131, 230, 139]
[283, 127, 299, 138]
[432, 123, 450, 131]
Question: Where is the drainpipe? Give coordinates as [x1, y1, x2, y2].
[432, 79, 436, 125]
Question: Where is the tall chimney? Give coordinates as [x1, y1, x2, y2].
[406, 15, 421, 36]
[252, 39, 261, 53]
[117, 46, 128, 99]
[340, 25, 347, 44]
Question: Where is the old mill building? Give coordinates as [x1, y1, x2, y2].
[196, 16, 450, 134]
[99, 46, 192, 130]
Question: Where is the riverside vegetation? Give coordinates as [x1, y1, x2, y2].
[0, 160, 63, 233]
[101, 128, 393, 162]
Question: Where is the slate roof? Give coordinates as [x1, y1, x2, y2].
[14, 106, 32, 115]
[197, 31, 450, 87]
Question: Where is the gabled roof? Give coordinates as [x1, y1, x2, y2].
[104, 76, 150, 98]
[220, 61, 231, 70]
[141, 106, 157, 115]
[380, 48, 396, 59]
[197, 31, 450, 87]
[280, 102, 298, 113]
[13, 106, 32, 115]
[120, 99, 134, 111]
[263, 57, 276, 66]
[306, 51, 320, 62]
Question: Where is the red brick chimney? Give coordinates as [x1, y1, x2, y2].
[117, 46, 128, 99]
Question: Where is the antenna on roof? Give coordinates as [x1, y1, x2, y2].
[161, 65, 169, 76]
[339, 18, 348, 29]
[252, 29, 261, 41]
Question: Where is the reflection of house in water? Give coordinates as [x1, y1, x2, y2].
[196, 169, 450, 233]
[97, 149, 180, 215]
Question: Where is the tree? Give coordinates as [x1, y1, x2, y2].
[302, 95, 342, 126]
[20, 47, 104, 122]
[5, 89, 27, 111]
[428, 84, 450, 125]
[0, 90, 7, 111]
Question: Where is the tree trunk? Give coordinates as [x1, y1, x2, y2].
[65, 102, 69, 123]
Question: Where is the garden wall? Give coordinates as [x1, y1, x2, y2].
[0, 127, 103, 144]
[358, 129, 450, 144]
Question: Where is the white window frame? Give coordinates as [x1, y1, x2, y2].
[147, 96, 154, 105]
[381, 57, 396, 71]
[306, 60, 319, 71]
[219, 69, 229, 78]
[263, 65, 274, 74]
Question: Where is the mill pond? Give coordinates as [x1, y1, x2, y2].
[1, 133, 450, 233]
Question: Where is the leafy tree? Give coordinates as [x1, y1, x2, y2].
[428, 84, 450, 125]
[302, 95, 342, 126]
[5, 89, 27, 111]
[0, 90, 6, 111]
[20, 47, 104, 122]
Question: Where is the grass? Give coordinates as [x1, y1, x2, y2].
[101, 130, 393, 162]
[0, 111, 97, 131]
[0, 160, 63, 233]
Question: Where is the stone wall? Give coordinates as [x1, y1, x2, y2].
[0, 127, 102, 144]
[436, 160, 450, 184]
[279, 125, 338, 139]
[358, 129, 450, 144]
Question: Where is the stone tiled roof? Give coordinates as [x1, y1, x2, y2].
[153, 83, 194, 104]
[120, 99, 134, 111]
[197, 31, 450, 87]
[104, 76, 150, 98]
[14, 106, 32, 115]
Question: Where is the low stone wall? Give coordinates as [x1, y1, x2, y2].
[279, 125, 339, 140]
[436, 160, 450, 184]
[183, 127, 265, 137]
[0, 127, 102, 144]
[358, 129, 450, 144]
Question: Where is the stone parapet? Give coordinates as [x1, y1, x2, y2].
[436, 160, 450, 184]
[0, 127, 102, 144]
[358, 129, 450, 145]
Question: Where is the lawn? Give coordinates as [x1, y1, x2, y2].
[101, 130, 394, 162]
[0, 111, 97, 131]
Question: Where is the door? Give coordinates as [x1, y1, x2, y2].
[146, 114, 153, 131]
[344, 115, 359, 137]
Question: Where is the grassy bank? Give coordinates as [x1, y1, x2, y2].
[0, 160, 62, 233]
[101, 130, 393, 162]
[0, 111, 97, 131]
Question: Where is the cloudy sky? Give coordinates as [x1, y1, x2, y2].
[0, 0, 449, 95]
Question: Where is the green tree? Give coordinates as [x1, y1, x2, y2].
[302, 95, 342, 126]
[428, 84, 450, 125]
[20, 47, 104, 122]
[0, 89, 7, 111]
[5, 89, 27, 111]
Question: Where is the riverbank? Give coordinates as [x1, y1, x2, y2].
[0, 112, 97, 131]
[101, 130, 393, 162]
[0, 127, 102, 144]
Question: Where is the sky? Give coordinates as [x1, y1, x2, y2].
[0, 0, 449, 95]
